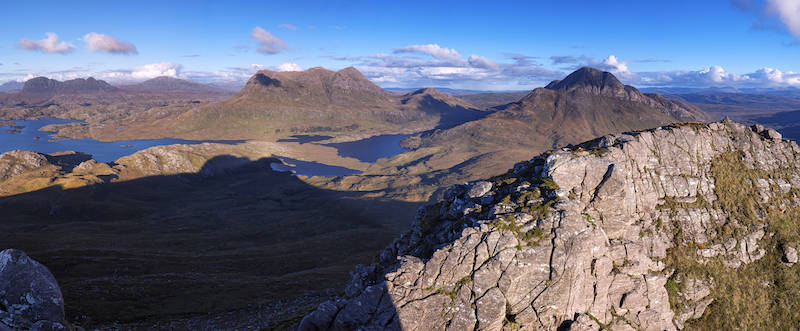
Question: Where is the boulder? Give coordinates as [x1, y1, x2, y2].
[0, 249, 66, 330]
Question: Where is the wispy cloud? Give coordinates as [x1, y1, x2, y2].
[251, 26, 287, 54]
[468, 55, 499, 70]
[83, 32, 138, 55]
[181, 54, 200, 58]
[394, 44, 463, 63]
[18, 32, 75, 54]
[737, 0, 800, 39]
[550, 55, 577, 64]
[279, 24, 298, 31]
[353, 45, 561, 89]
[630, 58, 671, 63]
[767, 0, 800, 38]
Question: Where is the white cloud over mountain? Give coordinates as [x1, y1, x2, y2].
[18, 33, 75, 54]
[83, 33, 138, 55]
[276, 62, 302, 72]
[597, 55, 632, 79]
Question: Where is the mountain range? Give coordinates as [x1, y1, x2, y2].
[385, 67, 710, 186]
[0, 81, 23, 93]
[21, 77, 119, 95]
[141, 67, 487, 140]
[120, 76, 232, 94]
[2, 65, 777, 330]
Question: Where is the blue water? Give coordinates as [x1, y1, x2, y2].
[323, 133, 411, 163]
[1, 119, 413, 177]
[0, 118, 242, 163]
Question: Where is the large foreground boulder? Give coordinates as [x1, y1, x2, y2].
[301, 120, 800, 330]
[0, 249, 67, 330]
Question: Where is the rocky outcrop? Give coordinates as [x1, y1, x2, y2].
[301, 120, 800, 330]
[0, 150, 49, 181]
[0, 249, 68, 330]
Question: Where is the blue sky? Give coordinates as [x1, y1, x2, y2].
[1, 0, 799, 90]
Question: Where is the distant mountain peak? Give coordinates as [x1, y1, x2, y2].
[545, 67, 624, 92]
[22, 76, 117, 94]
[407, 87, 445, 96]
[122, 76, 229, 94]
[242, 66, 385, 97]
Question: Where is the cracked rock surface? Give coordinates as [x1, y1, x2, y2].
[300, 120, 800, 330]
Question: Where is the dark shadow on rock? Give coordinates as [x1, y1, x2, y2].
[0, 155, 419, 329]
[44, 152, 93, 172]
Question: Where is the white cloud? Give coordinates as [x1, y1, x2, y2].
[767, 0, 800, 38]
[278, 24, 298, 31]
[598, 55, 632, 78]
[251, 26, 287, 54]
[632, 65, 800, 88]
[18, 32, 75, 54]
[355, 47, 561, 89]
[96, 62, 182, 81]
[83, 33, 138, 55]
[468, 55, 499, 70]
[276, 62, 302, 72]
[394, 44, 463, 62]
[698, 65, 744, 83]
[747, 67, 800, 86]
[130, 62, 181, 79]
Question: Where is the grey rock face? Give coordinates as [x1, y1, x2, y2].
[301, 120, 799, 330]
[0, 150, 49, 181]
[467, 181, 493, 198]
[0, 249, 66, 330]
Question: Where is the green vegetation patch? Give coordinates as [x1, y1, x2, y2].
[490, 214, 549, 247]
[667, 122, 710, 132]
[663, 151, 800, 329]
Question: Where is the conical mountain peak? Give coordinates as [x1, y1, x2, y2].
[545, 67, 624, 92]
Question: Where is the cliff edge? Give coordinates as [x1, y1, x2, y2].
[301, 120, 800, 330]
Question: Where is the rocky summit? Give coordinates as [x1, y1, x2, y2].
[301, 119, 800, 330]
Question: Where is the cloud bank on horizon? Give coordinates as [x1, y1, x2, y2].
[4, 1, 800, 90]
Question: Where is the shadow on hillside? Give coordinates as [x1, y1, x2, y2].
[0, 155, 417, 328]
[430, 101, 491, 131]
